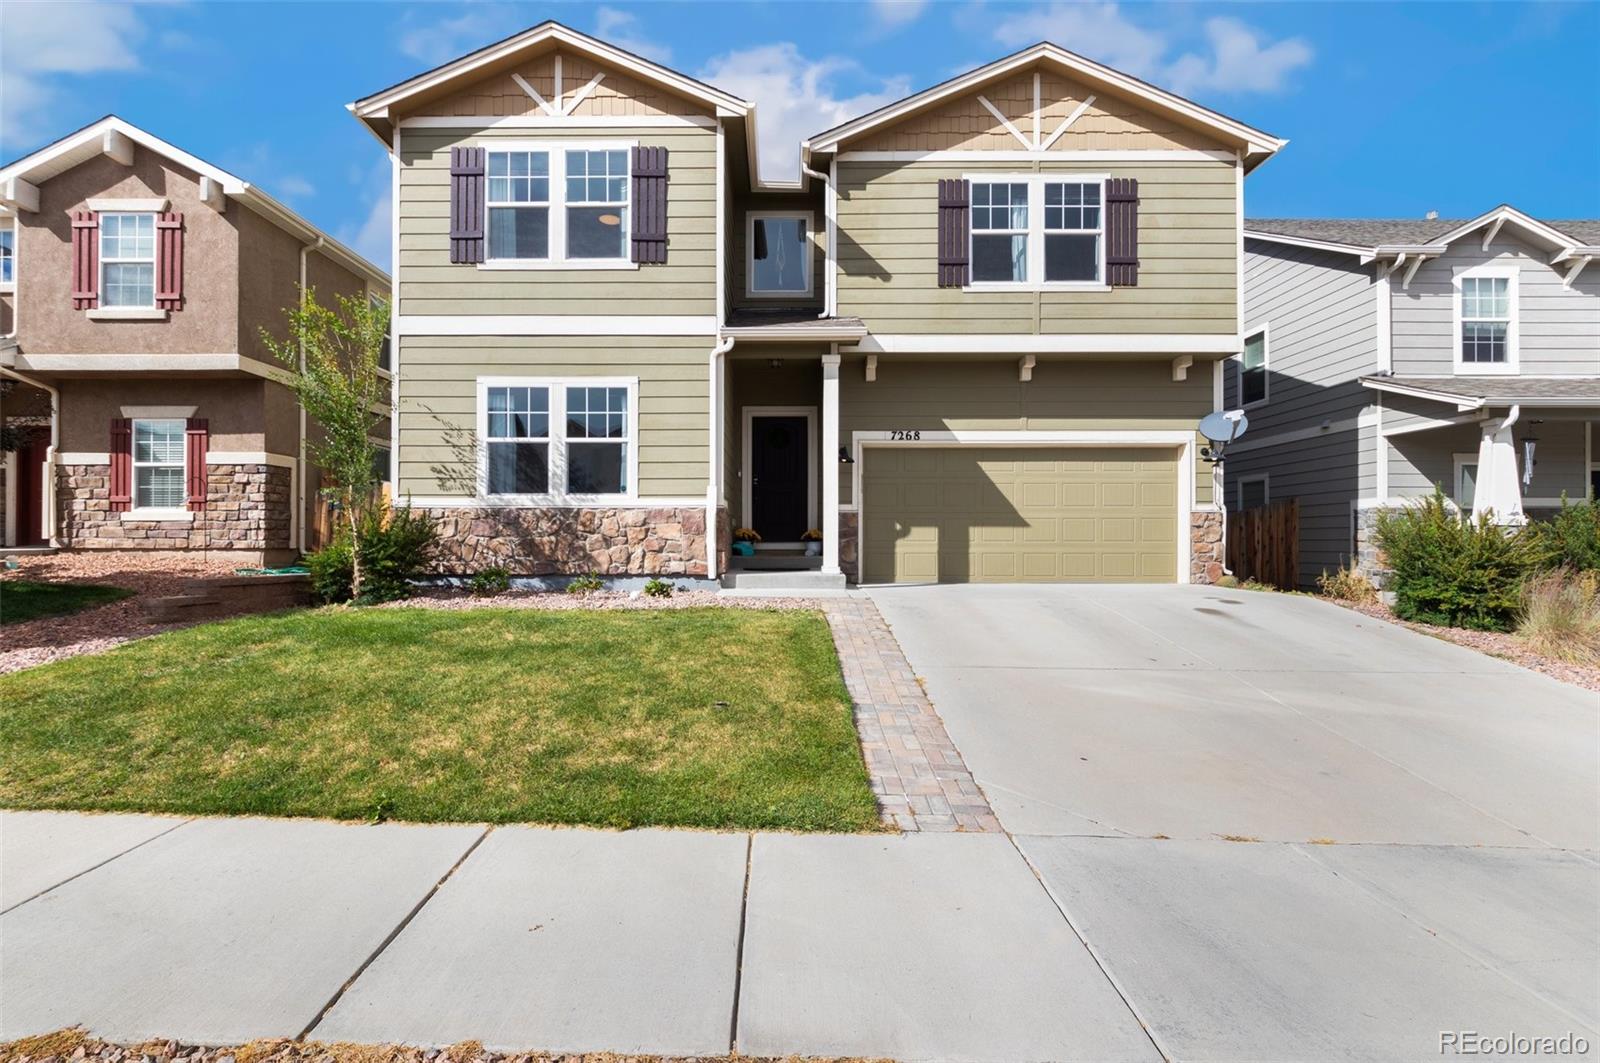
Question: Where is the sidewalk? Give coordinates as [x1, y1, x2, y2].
[0, 810, 1156, 1063]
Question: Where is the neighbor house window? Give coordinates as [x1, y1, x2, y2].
[1042, 181, 1102, 282]
[1235, 475, 1268, 511]
[1456, 461, 1478, 510]
[971, 181, 1029, 283]
[1457, 268, 1516, 371]
[485, 145, 631, 266]
[0, 224, 13, 285]
[100, 212, 156, 307]
[132, 418, 185, 509]
[747, 212, 812, 296]
[968, 175, 1107, 289]
[481, 379, 636, 500]
[1241, 328, 1268, 406]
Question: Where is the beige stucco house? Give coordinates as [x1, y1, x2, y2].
[0, 116, 389, 563]
[351, 21, 1285, 585]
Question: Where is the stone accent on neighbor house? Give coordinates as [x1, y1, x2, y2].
[421, 506, 711, 576]
[1191, 510, 1224, 584]
[1354, 505, 1393, 588]
[57, 463, 292, 553]
[838, 509, 859, 581]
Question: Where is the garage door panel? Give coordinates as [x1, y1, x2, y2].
[863, 446, 1179, 584]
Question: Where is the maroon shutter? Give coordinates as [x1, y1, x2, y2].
[109, 418, 132, 511]
[449, 147, 486, 263]
[1106, 178, 1140, 287]
[937, 179, 970, 288]
[185, 418, 209, 511]
[156, 212, 184, 310]
[72, 212, 99, 309]
[631, 146, 669, 264]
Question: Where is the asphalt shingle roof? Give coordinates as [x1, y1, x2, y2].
[1364, 376, 1600, 404]
[1248, 217, 1600, 248]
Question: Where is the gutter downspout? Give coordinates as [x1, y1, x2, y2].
[296, 236, 324, 555]
[800, 162, 834, 320]
[706, 335, 735, 581]
[1, 365, 60, 547]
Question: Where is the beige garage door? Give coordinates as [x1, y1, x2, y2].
[862, 447, 1179, 584]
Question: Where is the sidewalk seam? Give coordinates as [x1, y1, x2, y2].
[0, 817, 194, 916]
[297, 824, 493, 1041]
[727, 832, 754, 1053]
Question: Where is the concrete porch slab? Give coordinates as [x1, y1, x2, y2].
[0, 810, 186, 911]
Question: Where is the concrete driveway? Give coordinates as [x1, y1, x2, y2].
[870, 583, 1600, 1060]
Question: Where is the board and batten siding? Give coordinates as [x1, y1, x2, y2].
[834, 157, 1238, 335]
[1392, 234, 1600, 376]
[397, 123, 717, 317]
[836, 358, 1215, 506]
[396, 335, 710, 499]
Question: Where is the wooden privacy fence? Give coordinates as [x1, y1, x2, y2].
[309, 483, 391, 552]
[1226, 498, 1299, 589]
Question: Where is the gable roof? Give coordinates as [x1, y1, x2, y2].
[804, 41, 1286, 167]
[1248, 207, 1600, 258]
[0, 115, 389, 287]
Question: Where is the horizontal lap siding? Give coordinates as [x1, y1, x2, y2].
[836, 159, 1238, 335]
[397, 335, 709, 498]
[398, 125, 716, 316]
[1224, 429, 1364, 587]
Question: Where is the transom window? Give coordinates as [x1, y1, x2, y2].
[133, 418, 185, 509]
[1458, 273, 1514, 369]
[968, 175, 1107, 289]
[481, 379, 635, 500]
[747, 212, 812, 296]
[485, 145, 630, 266]
[1240, 328, 1268, 406]
[101, 212, 156, 307]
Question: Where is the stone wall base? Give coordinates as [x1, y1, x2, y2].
[57, 463, 292, 553]
[422, 506, 711, 576]
[1354, 505, 1393, 588]
[1191, 510, 1224, 585]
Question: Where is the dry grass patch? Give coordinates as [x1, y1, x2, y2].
[1516, 569, 1600, 666]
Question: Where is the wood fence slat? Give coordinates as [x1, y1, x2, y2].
[1226, 498, 1298, 588]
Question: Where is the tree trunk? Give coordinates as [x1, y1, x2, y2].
[347, 497, 364, 601]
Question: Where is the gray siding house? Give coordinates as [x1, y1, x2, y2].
[1226, 207, 1600, 587]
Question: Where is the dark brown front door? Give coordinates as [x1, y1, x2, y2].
[15, 430, 48, 546]
[750, 415, 810, 542]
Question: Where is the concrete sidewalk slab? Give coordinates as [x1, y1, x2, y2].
[0, 817, 481, 1044]
[1, 810, 186, 911]
[737, 832, 1158, 1063]
[314, 827, 747, 1057]
[1019, 836, 1595, 1061]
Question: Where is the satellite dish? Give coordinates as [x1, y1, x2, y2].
[1198, 410, 1248, 463]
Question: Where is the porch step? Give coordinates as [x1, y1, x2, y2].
[720, 569, 847, 591]
[730, 552, 823, 571]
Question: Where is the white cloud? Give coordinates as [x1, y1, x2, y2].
[870, 0, 929, 31]
[339, 160, 392, 273]
[698, 44, 910, 183]
[397, 8, 515, 67]
[991, 2, 1311, 97]
[594, 7, 672, 64]
[272, 174, 317, 201]
[0, 1, 147, 150]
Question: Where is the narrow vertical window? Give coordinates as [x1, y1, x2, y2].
[1460, 275, 1511, 365]
[0, 224, 14, 285]
[132, 419, 185, 509]
[100, 213, 156, 307]
[1241, 329, 1268, 406]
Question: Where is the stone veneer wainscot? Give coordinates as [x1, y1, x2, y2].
[57, 463, 291, 551]
[422, 506, 713, 576]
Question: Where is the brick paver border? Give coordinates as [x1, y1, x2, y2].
[822, 599, 1001, 833]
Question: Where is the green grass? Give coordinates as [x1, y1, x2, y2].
[0, 606, 880, 832]
[1, 580, 135, 625]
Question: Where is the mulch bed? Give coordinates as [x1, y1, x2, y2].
[0, 1030, 888, 1063]
[1331, 598, 1600, 693]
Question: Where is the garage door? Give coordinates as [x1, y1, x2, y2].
[861, 447, 1178, 584]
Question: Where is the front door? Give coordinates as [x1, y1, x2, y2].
[15, 430, 48, 547]
[750, 415, 810, 542]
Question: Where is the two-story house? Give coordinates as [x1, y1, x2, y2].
[0, 116, 390, 563]
[1228, 207, 1599, 587]
[351, 22, 1283, 586]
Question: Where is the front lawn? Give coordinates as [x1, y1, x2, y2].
[1, 580, 134, 625]
[0, 606, 879, 831]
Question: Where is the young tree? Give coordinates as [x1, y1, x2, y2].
[264, 289, 390, 600]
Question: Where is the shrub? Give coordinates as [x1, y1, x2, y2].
[470, 567, 512, 596]
[1374, 488, 1540, 632]
[1529, 496, 1600, 572]
[566, 571, 604, 595]
[304, 503, 438, 605]
[1516, 568, 1600, 665]
[1317, 563, 1378, 604]
[306, 537, 354, 604]
[643, 577, 673, 598]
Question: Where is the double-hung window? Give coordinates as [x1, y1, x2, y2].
[133, 418, 185, 510]
[969, 175, 1107, 289]
[101, 212, 156, 308]
[485, 144, 630, 267]
[1457, 267, 1517, 372]
[481, 378, 635, 500]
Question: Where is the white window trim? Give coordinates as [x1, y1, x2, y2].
[1234, 472, 1269, 511]
[964, 172, 1110, 292]
[1453, 264, 1519, 376]
[479, 140, 638, 272]
[1240, 323, 1270, 408]
[745, 210, 815, 299]
[99, 211, 158, 310]
[475, 375, 640, 505]
[131, 417, 187, 514]
[1453, 452, 1482, 510]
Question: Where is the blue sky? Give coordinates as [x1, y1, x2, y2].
[4, 1, 1597, 273]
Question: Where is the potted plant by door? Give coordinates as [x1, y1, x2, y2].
[732, 527, 761, 557]
[802, 528, 823, 556]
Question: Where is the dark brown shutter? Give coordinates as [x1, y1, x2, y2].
[109, 418, 132, 511]
[937, 178, 970, 288]
[1106, 178, 1140, 287]
[449, 147, 486, 264]
[156, 212, 184, 311]
[72, 212, 99, 309]
[185, 418, 209, 511]
[631, 146, 668, 264]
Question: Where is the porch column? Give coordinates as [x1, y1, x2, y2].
[821, 351, 841, 575]
[1472, 418, 1526, 525]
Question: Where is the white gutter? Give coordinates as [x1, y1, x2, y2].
[706, 336, 735, 581]
[799, 161, 835, 320]
[1, 364, 59, 546]
[296, 236, 324, 554]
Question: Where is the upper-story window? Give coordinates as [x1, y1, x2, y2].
[1240, 327, 1268, 406]
[101, 212, 156, 307]
[969, 175, 1107, 290]
[1456, 266, 1518, 373]
[747, 212, 812, 297]
[485, 145, 630, 267]
[0, 223, 14, 287]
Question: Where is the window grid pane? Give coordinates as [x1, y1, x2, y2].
[566, 386, 628, 439]
[1460, 276, 1510, 363]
